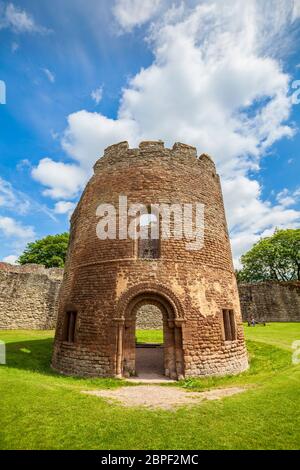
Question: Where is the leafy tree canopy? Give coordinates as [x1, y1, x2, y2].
[18, 233, 69, 268]
[237, 229, 300, 283]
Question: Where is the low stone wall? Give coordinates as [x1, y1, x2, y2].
[0, 263, 63, 330]
[238, 281, 300, 322]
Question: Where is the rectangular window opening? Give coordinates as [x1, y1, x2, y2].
[63, 311, 77, 343]
[137, 212, 161, 259]
[222, 309, 236, 341]
[138, 238, 160, 259]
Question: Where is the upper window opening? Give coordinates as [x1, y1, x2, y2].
[137, 208, 160, 259]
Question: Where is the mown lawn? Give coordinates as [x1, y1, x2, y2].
[136, 329, 163, 344]
[244, 322, 300, 351]
[0, 324, 300, 450]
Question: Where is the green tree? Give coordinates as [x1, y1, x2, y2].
[238, 229, 300, 282]
[18, 233, 69, 268]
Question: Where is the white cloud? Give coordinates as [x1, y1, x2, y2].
[0, 176, 55, 219]
[62, 110, 138, 170]
[292, 0, 300, 20]
[0, 215, 35, 264]
[0, 3, 49, 34]
[113, 0, 162, 31]
[31, 157, 87, 199]
[222, 177, 300, 266]
[2, 254, 18, 264]
[33, 0, 300, 266]
[0, 216, 35, 239]
[54, 201, 76, 216]
[0, 177, 30, 214]
[91, 86, 103, 105]
[276, 187, 300, 207]
[0, 178, 16, 208]
[43, 68, 55, 83]
[0, 177, 55, 262]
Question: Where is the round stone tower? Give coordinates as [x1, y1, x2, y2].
[52, 141, 248, 379]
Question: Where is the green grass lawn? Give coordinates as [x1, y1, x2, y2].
[0, 324, 300, 450]
[136, 329, 163, 344]
[244, 322, 300, 351]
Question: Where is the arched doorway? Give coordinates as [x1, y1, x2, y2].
[135, 304, 164, 378]
[115, 289, 185, 380]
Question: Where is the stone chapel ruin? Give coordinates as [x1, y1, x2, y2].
[51, 141, 248, 379]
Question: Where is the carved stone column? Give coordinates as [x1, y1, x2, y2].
[123, 318, 136, 377]
[174, 319, 185, 380]
[113, 318, 125, 378]
[167, 319, 177, 379]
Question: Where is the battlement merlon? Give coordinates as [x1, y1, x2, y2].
[198, 153, 216, 170]
[93, 141, 215, 173]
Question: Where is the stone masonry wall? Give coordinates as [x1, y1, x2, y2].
[239, 281, 300, 322]
[0, 263, 63, 329]
[136, 304, 163, 330]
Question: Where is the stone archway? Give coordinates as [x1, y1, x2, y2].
[115, 285, 185, 380]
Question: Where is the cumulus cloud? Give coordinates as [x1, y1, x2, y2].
[292, 0, 300, 20]
[33, 0, 300, 265]
[222, 177, 300, 266]
[0, 216, 35, 239]
[0, 215, 35, 263]
[54, 201, 76, 217]
[31, 157, 87, 199]
[0, 2, 49, 34]
[113, 0, 162, 31]
[62, 110, 139, 170]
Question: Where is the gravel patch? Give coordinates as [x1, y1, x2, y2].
[82, 385, 247, 410]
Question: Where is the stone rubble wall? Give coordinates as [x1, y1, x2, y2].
[1, 260, 299, 334]
[0, 263, 63, 330]
[136, 304, 163, 330]
[238, 281, 300, 322]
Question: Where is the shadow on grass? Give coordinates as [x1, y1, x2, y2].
[1, 336, 293, 392]
[2, 338, 124, 389]
[4, 338, 54, 374]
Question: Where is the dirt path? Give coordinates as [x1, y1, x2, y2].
[82, 385, 247, 410]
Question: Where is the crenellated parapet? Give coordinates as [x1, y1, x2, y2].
[93, 141, 216, 174]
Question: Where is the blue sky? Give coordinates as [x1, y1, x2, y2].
[0, 0, 300, 266]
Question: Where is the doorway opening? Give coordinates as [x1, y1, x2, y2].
[135, 304, 164, 379]
[121, 293, 184, 380]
